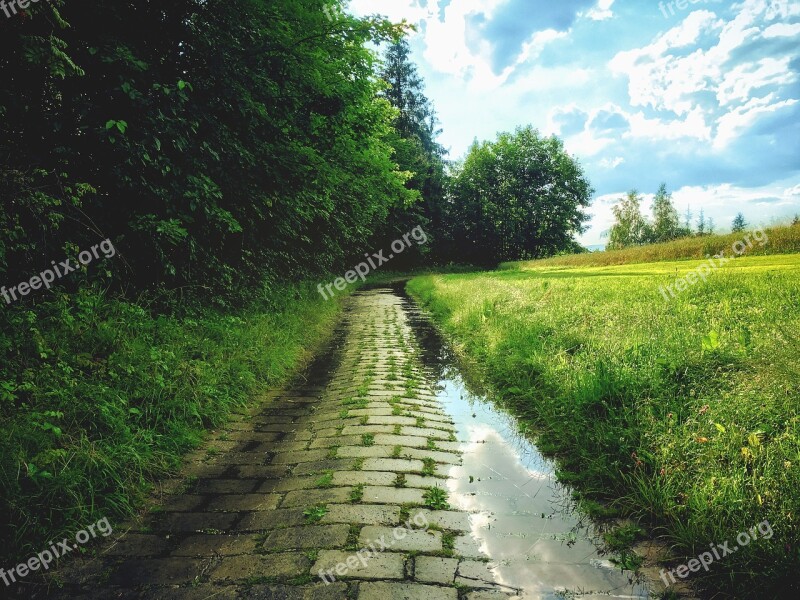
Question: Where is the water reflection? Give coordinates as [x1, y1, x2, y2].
[395, 285, 652, 599]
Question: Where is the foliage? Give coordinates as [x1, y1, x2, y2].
[651, 183, 683, 242]
[374, 38, 447, 267]
[0, 0, 413, 304]
[608, 190, 652, 249]
[446, 126, 593, 265]
[732, 212, 748, 233]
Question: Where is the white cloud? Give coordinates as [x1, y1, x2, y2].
[599, 156, 625, 169]
[714, 94, 798, 148]
[585, 0, 615, 21]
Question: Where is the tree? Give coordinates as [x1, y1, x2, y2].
[697, 209, 707, 236]
[651, 183, 681, 242]
[0, 0, 414, 302]
[608, 190, 652, 249]
[684, 206, 693, 232]
[731, 213, 747, 233]
[375, 38, 447, 266]
[448, 126, 593, 265]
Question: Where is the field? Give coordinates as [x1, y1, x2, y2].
[408, 249, 800, 598]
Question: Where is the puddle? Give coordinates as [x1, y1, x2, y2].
[393, 284, 654, 599]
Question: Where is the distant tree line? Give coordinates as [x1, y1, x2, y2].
[607, 185, 759, 250]
[1, 1, 593, 309]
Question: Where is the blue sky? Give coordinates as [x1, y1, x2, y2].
[348, 0, 800, 246]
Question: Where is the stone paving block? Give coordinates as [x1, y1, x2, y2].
[342, 425, 396, 436]
[240, 583, 350, 600]
[264, 441, 309, 452]
[292, 459, 355, 475]
[225, 431, 282, 442]
[361, 458, 424, 472]
[331, 471, 396, 487]
[357, 582, 458, 600]
[359, 526, 442, 552]
[261, 476, 319, 492]
[210, 552, 311, 581]
[361, 486, 425, 505]
[456, 560, 504, 589]
[154, 512, 238, 533]
[181, 463, 231, 479]
[139, 585, 240, 600]
[204, 493, 283, 512]
[414, 556, 459, 584]
[159, 494, 206, 512]
[233, 465, 289, 479]
[403, 474, 448, 488]
[366, 416, 417, 426]
[286, 430, 314, 441]
[409, 509, 473, 532]
[431, 441, 462, 452]
[336, 446, 393, 459]
[312, 550, 405, 580]
[348, 408, 394, 417]
[453, 534, 488, 559]
[194, 479, 258, 494]
[103, 534, 169, 557]
[320, 504, 400, 526]
[271, 449, 331, 464]
[402, 427, 453, 440]
[236, 508, 308, 531]
[109, 558, 204, 585]
[281, 487, 352, 508]
[312, 427, 344, 438]
[172, 533, 259, 556]
[464, 592, 522, 600]
[403, 448, 462, 465]
[309, 435, 362, 449]
[372, 434, 429, 448]
[264, 524, 350, 550]
[216, 452, 271, 465]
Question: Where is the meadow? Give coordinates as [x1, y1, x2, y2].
[408, 242, 800, 598]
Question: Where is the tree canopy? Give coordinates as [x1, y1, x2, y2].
[446, 127, 593, 265]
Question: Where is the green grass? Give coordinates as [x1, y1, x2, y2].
[423, 486, 449, 510]
[503, 223, 800, 269]
[408, 252, 800, 598]
[0, 280, 347, 563]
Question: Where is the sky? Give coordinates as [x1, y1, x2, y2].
[347, 0, 800, 247]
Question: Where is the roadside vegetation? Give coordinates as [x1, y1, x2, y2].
[506, 222, 800, 270]
[408, 247, 800, 598]
[0, 283, 345, 562]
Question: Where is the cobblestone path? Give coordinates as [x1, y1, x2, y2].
[32, 289, 518, 599]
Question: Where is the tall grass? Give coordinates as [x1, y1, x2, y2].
[408, 253, 800, 598]
[0, 282, 344, 562]
[502, 223, 800, 270]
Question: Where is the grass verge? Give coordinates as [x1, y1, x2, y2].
[408, 253, 800, 598]
[0, 280, 346, 563]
